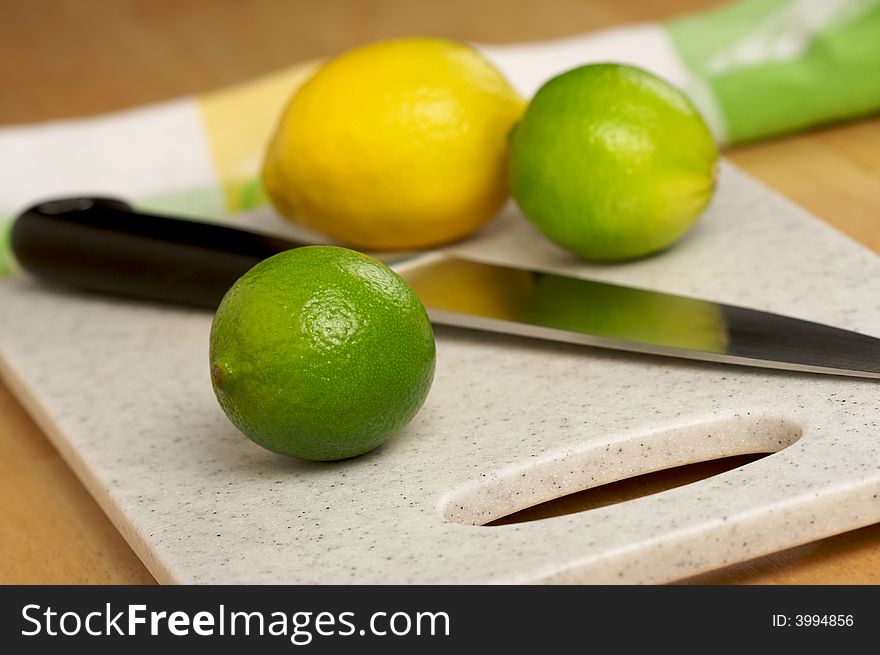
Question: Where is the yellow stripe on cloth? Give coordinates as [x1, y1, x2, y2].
[198, 59, 323, 213]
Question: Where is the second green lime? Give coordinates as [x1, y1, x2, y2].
[509, 63, 719, 262]
[209, 246, 436, 461]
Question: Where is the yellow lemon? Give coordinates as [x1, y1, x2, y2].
[261, 38, 525, 250]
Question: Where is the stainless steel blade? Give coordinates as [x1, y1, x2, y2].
[397, 255, 880, 379]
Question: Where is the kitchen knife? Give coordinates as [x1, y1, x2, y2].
[10, 196, 880, 379]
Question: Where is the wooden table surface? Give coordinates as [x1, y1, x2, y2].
[2, 0, 880, 585]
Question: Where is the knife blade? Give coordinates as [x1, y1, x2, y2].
[10, 196, 880, 379]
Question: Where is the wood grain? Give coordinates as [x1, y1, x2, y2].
[0, 381, 155, 584]
[2, 0, 879, 585]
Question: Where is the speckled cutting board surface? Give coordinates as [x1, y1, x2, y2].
[2, 161, 879, 584]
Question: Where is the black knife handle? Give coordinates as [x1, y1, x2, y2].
[10, 196, 304, 309]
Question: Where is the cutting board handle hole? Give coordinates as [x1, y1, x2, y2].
[485, 452, 770, 526]
[439, 415, 802, 526]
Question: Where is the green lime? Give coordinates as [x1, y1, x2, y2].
[209, 246, 436, 461]
[509, 63, 719, 261]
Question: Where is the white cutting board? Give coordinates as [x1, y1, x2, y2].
[2, 161, 879, 584]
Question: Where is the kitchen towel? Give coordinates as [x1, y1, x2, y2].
[2, 0, 879, 275]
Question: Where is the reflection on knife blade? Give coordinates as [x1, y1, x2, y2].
[399, 256, 880, 380]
